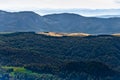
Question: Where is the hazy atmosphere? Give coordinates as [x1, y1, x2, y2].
[0, 0, 120, 16]
[0, 0, 120, 10]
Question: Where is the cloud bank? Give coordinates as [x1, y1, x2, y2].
[0, 0, 120, 11]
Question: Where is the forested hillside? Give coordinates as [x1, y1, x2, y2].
[0, 32, 120, 80]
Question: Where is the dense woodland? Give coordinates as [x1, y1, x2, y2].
[0, 32, 120, 80]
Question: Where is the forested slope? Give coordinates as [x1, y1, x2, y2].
[0, 32, 120, 80]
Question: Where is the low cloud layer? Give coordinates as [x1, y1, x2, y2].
[0, 0, 119, 11]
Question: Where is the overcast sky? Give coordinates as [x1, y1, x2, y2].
[0, 0, 120, 11]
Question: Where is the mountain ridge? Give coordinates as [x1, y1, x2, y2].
[0, 10, 120, 34]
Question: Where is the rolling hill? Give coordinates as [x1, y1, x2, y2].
[0, 32, 120, 79]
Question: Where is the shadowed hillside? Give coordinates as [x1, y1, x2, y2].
[0, 32, 120, 79]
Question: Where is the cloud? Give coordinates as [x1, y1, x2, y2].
[0, 0, 120, 11]
[115, 0, 120, 3]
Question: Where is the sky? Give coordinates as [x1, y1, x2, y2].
[0, 0, 120, 16]
[0, 0, 120, 11]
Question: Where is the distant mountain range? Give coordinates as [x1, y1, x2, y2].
[96, 15, 120, 18]
[1, 10, 120, 34]
[35, 9, 120, 17]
